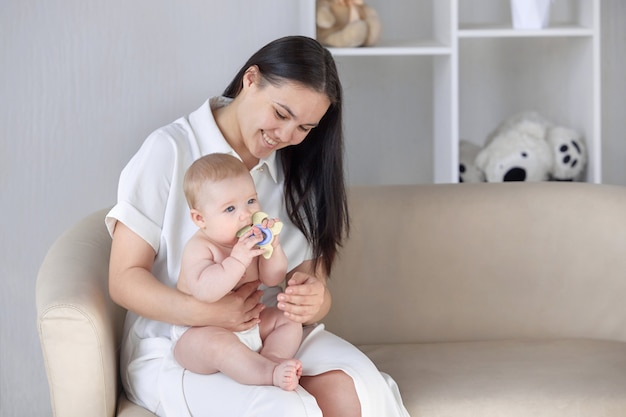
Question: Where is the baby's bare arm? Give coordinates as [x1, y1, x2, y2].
[179, 232, 264, 303]
[258, 237, 288, 287]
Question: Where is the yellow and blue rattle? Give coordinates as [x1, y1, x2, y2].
[235, 211, 283, 259]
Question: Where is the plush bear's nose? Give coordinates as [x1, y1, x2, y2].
[503, 167, 526, 181]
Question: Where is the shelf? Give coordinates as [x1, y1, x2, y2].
[328, 40, 451, 57]
[303, 0, 600, 184]
[458, 24, 595, 38]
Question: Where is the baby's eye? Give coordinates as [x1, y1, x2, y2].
[225, 206, 235, 213]
[247, 198, 257, 205]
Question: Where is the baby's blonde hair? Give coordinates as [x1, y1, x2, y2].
[183, 153, 250, 209]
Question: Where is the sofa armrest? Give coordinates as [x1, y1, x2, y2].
[117, 392, 159, 417]
[36, 208, 126, 417]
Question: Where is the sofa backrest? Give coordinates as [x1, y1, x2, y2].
[323, 183, 626, 346]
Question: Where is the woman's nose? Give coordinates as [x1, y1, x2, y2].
[278, 124, 298, 144]
[274, 122, 307, 146]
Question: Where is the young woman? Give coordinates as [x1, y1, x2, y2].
[107, 35, 409, 417]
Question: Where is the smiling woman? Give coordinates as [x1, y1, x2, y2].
[106, 35, 410, 417]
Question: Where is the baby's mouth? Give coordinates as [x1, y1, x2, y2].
[235, 223, 254, 238]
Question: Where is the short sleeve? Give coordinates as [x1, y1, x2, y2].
[105, 130, 177, 253]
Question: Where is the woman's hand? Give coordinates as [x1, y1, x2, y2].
[110, 221, 264, 330]
[196, 280, 265, 332]
[276, 261, 332, 325]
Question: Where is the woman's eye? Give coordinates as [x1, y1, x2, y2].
[275, 110, 287, 120]
[299, 126, 311, 133]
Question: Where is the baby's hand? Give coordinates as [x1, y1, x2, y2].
[235, 212, 283, 259]
[261, 217, 280, 229]
[261, 218, 282, 247]
[231, 226, 266, 266]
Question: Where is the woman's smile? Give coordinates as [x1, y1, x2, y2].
[262, 130, 279, 147]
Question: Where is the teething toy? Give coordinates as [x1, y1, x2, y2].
[236, 211, 283, 259]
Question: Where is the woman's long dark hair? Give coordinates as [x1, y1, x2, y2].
[223, 36, 348, 276]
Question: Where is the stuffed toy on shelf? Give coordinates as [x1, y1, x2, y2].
[316, 0, 382, 48]
[459, 140, 486, 183]
[545, 125, 587, 181]
[475, 112, 554, 182]
[466, 111, 587, 183]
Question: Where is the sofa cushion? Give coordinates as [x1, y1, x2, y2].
[361, 339, 626, 416]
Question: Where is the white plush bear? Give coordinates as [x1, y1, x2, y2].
[475, 124, 553, 182]
[459, 140, 485, 183]
[485, 111, 551, 144]
[475, 111, 587, 182]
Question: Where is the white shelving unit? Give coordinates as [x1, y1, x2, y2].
[299, 0, 601, 184]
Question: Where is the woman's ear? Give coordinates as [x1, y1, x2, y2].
[190, 209, 205, 229]
[243, 65, 260, 89]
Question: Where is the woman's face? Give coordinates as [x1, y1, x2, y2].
[237, 69, 331, 161]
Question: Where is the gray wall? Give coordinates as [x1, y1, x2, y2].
[0, 1, 305, 415]
[1, 1, 624, 415]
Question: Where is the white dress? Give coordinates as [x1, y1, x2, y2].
[106, 97, 410, 417]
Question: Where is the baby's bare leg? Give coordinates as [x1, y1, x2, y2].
[259, 307, 303, 362]
[258, 307, 304, 390]
[174, 325, 300, 390]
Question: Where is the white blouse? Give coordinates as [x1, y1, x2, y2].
[105, 97, 311, 411]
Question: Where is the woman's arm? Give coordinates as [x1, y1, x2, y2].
[109, 221, 264, 330]
[277, 259, 331, 325]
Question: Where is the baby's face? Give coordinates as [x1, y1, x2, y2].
[196, 173, 261, 246]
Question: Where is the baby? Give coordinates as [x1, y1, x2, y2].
[172, 153, 303, 390]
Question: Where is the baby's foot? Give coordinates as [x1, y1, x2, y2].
[272, 359, 302, 391]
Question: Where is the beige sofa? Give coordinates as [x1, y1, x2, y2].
[37, 182, 626, 416]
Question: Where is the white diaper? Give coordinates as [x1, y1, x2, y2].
[171, 324, 262, 353]
[233, 325, 263, 352]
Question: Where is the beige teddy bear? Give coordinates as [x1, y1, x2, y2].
[316, 0, 382, 48]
